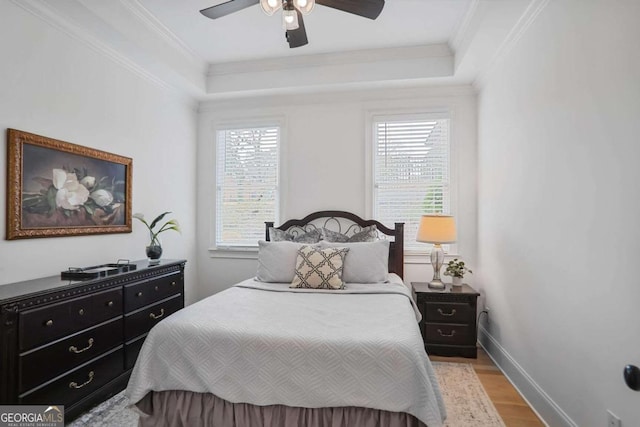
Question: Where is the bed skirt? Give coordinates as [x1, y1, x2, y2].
[135, 390, 428, 427]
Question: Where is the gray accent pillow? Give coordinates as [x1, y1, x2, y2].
[290, 245, 349, 290]
[269, 227, 322, 243]
[257, 241, 319, 283]
[319, 240, 389, 283]
[321, 225, 378, 243]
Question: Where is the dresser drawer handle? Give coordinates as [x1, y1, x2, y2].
[45, 319, 54, 327]
[171, 281, 176, 286]
[437, 308, 457, 317]
[69, 338, 94, 354]
[149, 308, 165, 320]
[155, 285, 159, 291]
[69, 371, 94, 389]
[437, 329, 456, 337]
[78, 308, 85, 316]
[107, 301, 114, 307]
[136, 292, 143, 297]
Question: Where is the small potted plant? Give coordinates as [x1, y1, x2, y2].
[443, 258, 472, 288]
[133, 211, 180, 263]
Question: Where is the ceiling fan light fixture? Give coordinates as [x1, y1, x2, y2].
[282, 8, 299, 30]
[294, 0, 315, 15]
[260, 0, 282, 16]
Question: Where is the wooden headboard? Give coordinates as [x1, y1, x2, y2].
[265, 210, 404, 279]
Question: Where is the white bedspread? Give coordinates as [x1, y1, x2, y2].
[126, 274, 446, 426]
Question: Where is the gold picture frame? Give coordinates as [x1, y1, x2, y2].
[6, 129, 132, 239]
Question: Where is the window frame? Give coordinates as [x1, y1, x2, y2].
[365, 109, 458, 257]
[209, 116, 286, 256]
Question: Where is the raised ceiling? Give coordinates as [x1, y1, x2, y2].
[15, 0, 536, 98]
[137, 0, 473, 63]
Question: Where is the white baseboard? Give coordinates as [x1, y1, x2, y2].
[477, 326, 577, 427]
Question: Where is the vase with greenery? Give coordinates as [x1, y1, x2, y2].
[133, 212, 180, 262]
[443, 258, 472, 287]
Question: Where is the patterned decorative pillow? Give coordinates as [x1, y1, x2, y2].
[321, 225, 378, 243]
[290, 245, 350, 290]
[269, 227, 322, 243]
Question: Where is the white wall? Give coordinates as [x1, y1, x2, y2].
[197, 87, 477, 300]
[477, 1, 640, 425]
[0, 1, 199, 303]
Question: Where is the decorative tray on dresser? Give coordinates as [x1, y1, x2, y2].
[0, 259, 186, 421]
[412, 282, 480, 358]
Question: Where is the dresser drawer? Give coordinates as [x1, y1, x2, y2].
[124, 273, 182, 312]
[424, 302, 474, 324]
[19, 288, 123, 351]
[125, 335, 147, 370]
[19, 317, 123, 393]
[124, 295, 182, 341]
[20, 347, 124, 406]
[425, 323, 473, 345]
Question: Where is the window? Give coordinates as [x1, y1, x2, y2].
[215, 124, 280, 248]
[372, 113, 451, 252]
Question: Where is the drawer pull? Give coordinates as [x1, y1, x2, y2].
[69, 338, 94, 354]
[171, 281, 176, 286]
[45, 319, 54, 327]
[78, 308, 85, 316]
[155, 285, 159, 291]
[107, 301, 114, 307]
[437, 329, 456, 337]
[437, 308, 457, 317]
[69, 371, 94, 389]
[136, 292, 143, 297]
[149, 308, 165, 320]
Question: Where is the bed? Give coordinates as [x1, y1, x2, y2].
[126, 211, 446, 427]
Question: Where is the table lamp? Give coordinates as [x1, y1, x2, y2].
[416, 215, 456, 289]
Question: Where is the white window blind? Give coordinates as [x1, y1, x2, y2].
[216, 125, 279, 248]
[373, 115, 451, 252]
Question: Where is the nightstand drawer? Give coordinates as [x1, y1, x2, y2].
[425, 302, 473, 324]
[425, 323, 472, 345]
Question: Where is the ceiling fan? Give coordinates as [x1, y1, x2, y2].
[200, 0, 385, 49]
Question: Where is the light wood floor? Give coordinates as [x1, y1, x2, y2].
[430, 348, 545, 427]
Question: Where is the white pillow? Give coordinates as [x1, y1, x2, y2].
[256, 241, 318, 283]
[319, 240, 389, 283]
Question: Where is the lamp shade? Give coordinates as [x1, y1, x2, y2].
[416, 215, 457, 244]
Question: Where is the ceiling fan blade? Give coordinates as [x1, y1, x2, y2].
[200, 0, 259, 19]
[316, 0, 384, 20]
[286, 10, 308, 48]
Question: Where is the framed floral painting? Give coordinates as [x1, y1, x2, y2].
[6, 129, 132, 239]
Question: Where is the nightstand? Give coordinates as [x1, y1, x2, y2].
[412, 282, 480, 358]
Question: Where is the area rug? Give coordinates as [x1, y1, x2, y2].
[67, 362, 504, 427]
[434, 362, 506, 427]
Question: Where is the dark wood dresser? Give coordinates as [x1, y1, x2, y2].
[0, 259, 185, 420]
[412, 282, 479, 358]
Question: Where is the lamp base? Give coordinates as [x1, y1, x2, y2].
[428, 279, 446, 290]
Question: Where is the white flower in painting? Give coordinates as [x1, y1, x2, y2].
[89, 189, 113, 207]
[52, 168, 90, 210]
[80, 176, 96, 189]
[52, 169, 68, 190]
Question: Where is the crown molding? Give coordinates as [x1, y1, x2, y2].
[449, 0, 480, 52]
[10, 0, 199, 108]
[473, 0, 551, 89]
[11, 0, 169, 89]
[208, 44, 452, 77]
[118, 0, 206, 70]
